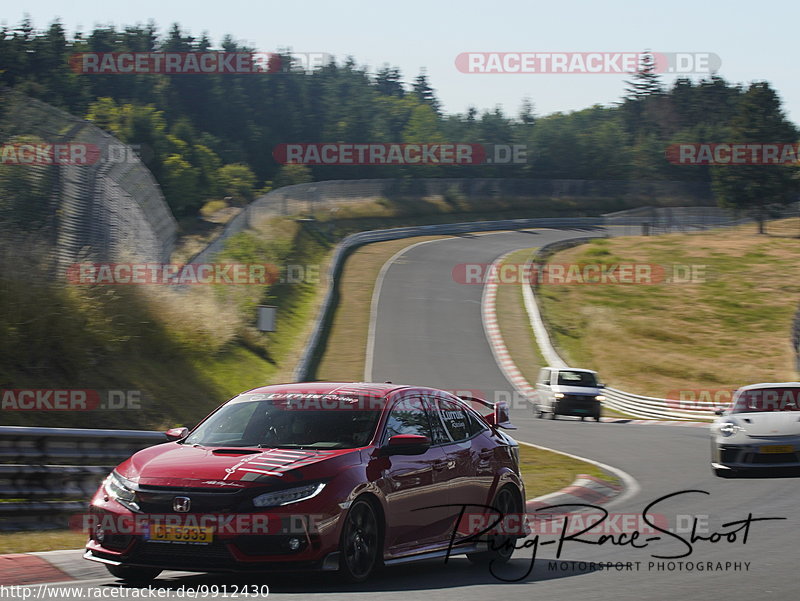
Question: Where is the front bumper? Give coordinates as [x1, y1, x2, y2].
[83, 494, 344, 573]
[711, 437, 800, 469]
[556, 396, 600, 417]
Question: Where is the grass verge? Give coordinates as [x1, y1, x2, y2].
[315, 236, 447, 380]
[0, 530, 87, 554]
[537, 218, 800, 399]
[518, 443, 618, 498]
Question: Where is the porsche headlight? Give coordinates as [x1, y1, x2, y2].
[595, 395, 606, 401]
[104, 471, 139, 510]
[253, 482, 325, 508]
[554, 393, 565, 399]
[718, 422, 741, 437]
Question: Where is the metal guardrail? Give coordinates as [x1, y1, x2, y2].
[186, 179, 716, 266]
[292, 217, 603, 381]
[523, 235, 718, 421]
[0, 426, 164, 530]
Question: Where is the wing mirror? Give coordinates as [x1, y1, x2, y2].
[165, 427, 189, 441]
[713, 409, 725, 416]
[379, 434, 430, 456]
[485, 401, 517, 430]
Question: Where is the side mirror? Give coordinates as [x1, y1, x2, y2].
[379, 434, 430, 456]
[713, 409, 725, 416]
[485, 401, 517, 430]
[165, 427, 189, 441]
[597, 383, 605, 389]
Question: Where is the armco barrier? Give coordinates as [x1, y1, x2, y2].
[523, 237, 717, 421]
[292, 217, 603, 381]
[0, 426, 165, 530]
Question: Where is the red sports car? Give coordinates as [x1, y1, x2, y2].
[84, 382, 525, 582]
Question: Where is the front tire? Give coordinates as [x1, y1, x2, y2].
[105, 565, 161, 583]
[467, 487, 519, 565]
[339, 498, 381, 582]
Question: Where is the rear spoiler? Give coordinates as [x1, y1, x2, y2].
[458, 396, 517, 430]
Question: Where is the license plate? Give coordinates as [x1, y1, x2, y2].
[149, 524, 214, 544]
[759, 445, 794, 454]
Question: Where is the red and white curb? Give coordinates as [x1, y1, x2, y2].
[481, 252, 538, 402]
[526, 474, 622, 513]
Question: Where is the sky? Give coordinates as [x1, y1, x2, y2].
[5, 0, 800, 126]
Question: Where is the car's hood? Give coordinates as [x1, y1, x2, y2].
[552, 385, 601, 396]
[736, 412, 800, 437]
[118, 443, 359, 488]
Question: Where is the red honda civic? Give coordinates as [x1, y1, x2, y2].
[84, 382, 525, 582]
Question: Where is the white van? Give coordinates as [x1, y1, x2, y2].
[534, 367, 605, 421]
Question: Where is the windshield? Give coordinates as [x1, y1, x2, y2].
[731, 388, 800, 413]
[184, 394, 383, 449]
[557, 371, 599, 387]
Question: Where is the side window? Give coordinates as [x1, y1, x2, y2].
[438, 399, 470, 442]
[425, 396, 451, 445]
[384, 398, 432, 442]
[465, 408, 489, 436]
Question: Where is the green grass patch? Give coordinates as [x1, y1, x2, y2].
[0, 530, 88, 554]
[518, 442, 618, 498]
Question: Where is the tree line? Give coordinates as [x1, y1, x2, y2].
[1, 19, 798, 221]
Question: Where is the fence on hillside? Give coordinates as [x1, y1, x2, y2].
[0, 90, 176, 273]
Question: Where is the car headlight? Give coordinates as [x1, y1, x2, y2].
[253, 482, 325, 508]
[554, 393, 565, 399]
[718, 422, 741, 437]
[104, 471, 139, 510]
[595, 395, 606, 401]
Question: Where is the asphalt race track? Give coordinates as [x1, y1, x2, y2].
[35, 228, 799, 600]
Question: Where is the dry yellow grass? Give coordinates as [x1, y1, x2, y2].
[538, 218, 800, 398]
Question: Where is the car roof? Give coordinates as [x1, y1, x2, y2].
[240, 381, 414, 398]
[736, 382, 800, 392]
[551, 367, 598, 374]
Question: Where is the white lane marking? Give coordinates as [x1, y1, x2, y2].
[365, 238, 445, 381]
[364, 229, 542, 381]
[517, 440, 641, 509]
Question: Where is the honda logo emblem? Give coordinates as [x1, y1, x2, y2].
[173, 496, 191, 512]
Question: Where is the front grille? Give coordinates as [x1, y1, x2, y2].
[751, 453, 798, 464]
[135, 487, 243, 513]
[563, 395, 597, 405]
[129, 542, 236, 569]
[102, 534, 133, 551]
